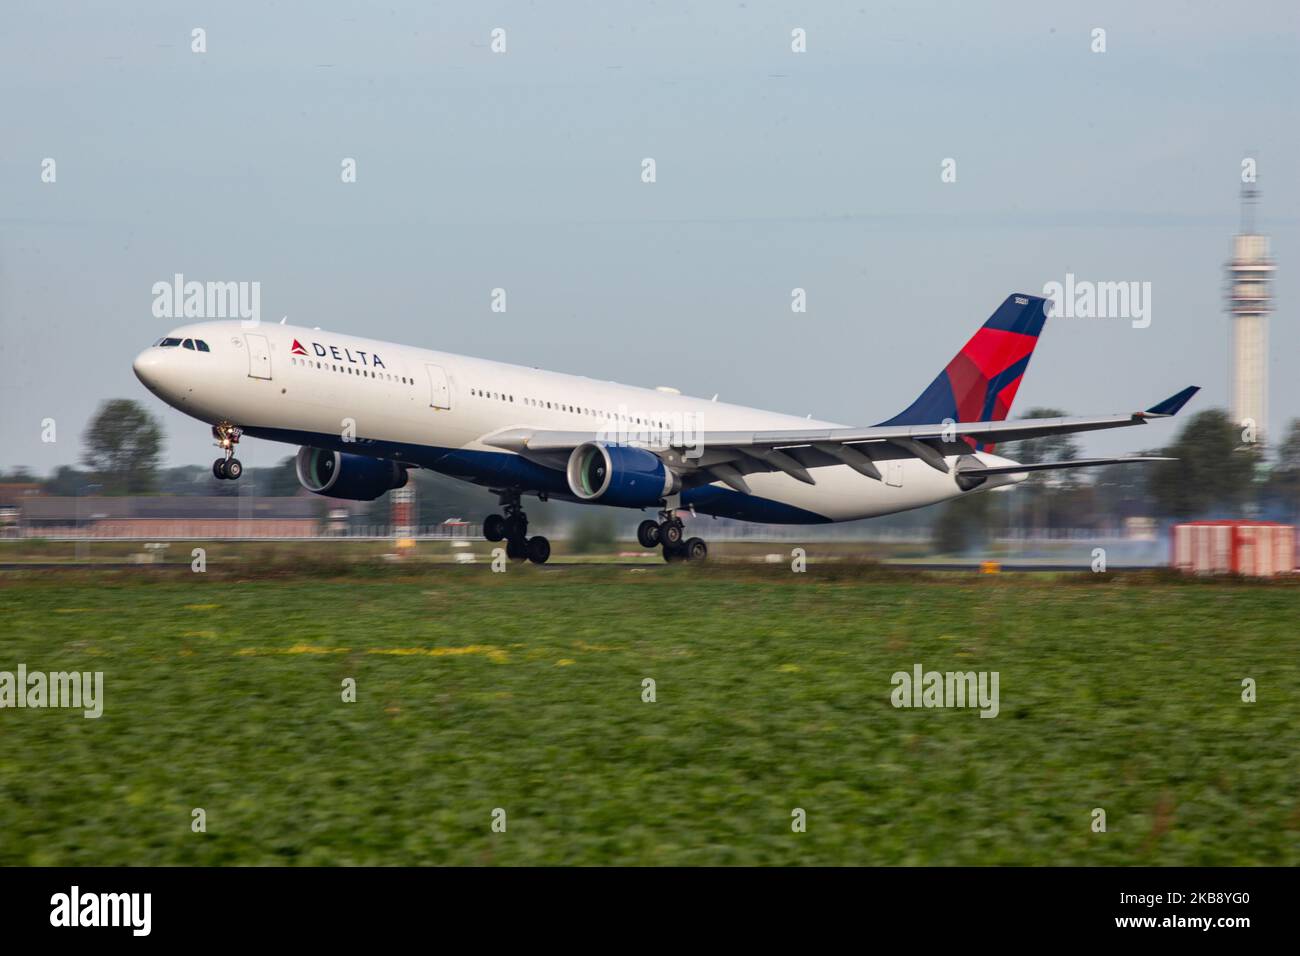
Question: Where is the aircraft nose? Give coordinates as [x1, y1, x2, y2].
[132, 348, 162, 387]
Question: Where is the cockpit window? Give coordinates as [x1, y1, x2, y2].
[182, 339, 196, 350]
[195, 340, 210, 352]
[159, 337, 183, 348]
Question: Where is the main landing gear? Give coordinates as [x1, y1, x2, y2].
[639, 506, 707, 563]
[211, 422, 243, 480]
[483, 491, 550, 565]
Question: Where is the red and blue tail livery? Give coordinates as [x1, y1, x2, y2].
[880, 293, 1049, 449]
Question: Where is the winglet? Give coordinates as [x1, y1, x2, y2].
[1144, 386, 1199, 417]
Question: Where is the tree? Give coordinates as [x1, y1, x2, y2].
[80, 399, 163, 494]
[1003, 407, 1081, 471]
[43, 465, 89, 496]
[1146, 408, 1256, 519]
[1002, 407, 1084, 530]
[932, 489, 995, 554]
[260, 456, 302, 497]
[1261, 418, 1300, 521]
[569, 512, 617, 554]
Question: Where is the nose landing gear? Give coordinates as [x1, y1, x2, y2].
[484, 491, 550, 564]
[211, 422, 243, 480]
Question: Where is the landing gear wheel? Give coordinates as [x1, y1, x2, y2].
[484, 514, 505, 542]
[225, 458, 242, 480]
[637, 519, 661, 548]
[662, 543, 687, 562]
[685, 537, 708, 562]
[213, 459, 227, 480]
[503, 514, 527, 540]
[526, 535, 551, 565]
[505, 537, 527, 561]
[660, 521, 683, 547]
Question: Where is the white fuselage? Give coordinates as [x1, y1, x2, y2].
[133, 321, 1024, 523]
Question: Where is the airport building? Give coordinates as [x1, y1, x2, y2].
[16, 496, 320, 538]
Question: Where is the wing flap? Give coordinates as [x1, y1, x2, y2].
[960, 456, 1174, 476]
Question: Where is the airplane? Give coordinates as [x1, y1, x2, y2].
[132, 293, 1197, 564]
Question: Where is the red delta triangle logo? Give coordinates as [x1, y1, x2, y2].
[290, 339, 308, 355]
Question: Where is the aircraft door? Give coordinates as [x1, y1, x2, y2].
[425, 364, 451, 409]
[245, 333, 272, 379]
[886, 460, 905, 487]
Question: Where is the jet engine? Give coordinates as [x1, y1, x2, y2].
[295, 447, 408, 501]
[566, 442, 680, 508]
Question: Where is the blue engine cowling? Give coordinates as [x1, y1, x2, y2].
[565, 442, 680, 508]
[295, 447, 408, 501]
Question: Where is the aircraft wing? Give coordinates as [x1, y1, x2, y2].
[481, 386, 1197, 493]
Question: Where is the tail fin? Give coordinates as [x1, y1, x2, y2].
[880, 293, 1048, 430]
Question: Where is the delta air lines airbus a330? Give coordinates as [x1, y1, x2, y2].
[133, 293, 1197, 563]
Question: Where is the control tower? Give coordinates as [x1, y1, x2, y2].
[1226, 178, 1275, 447]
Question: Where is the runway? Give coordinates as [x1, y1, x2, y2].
[0, 561, 1160, 573]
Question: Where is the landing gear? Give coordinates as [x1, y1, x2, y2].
[656, 504, 707, 562]
[211, 422, 244, 481]
[485, 491, 550, 564]
[212, 458, 243, 480]
[637, 519, 661, 548]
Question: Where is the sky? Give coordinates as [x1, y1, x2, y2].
[2, 0, 1297, 472]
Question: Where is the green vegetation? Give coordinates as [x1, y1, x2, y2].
[1, 566, 1296, 865]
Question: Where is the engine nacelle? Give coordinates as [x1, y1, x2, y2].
[295, 447, 408, 501]
[566, 442, 680, 508]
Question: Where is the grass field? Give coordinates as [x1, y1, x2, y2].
[1, 562, 1297, 865]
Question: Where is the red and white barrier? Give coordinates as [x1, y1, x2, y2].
[1171, 521, 1295, 577]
